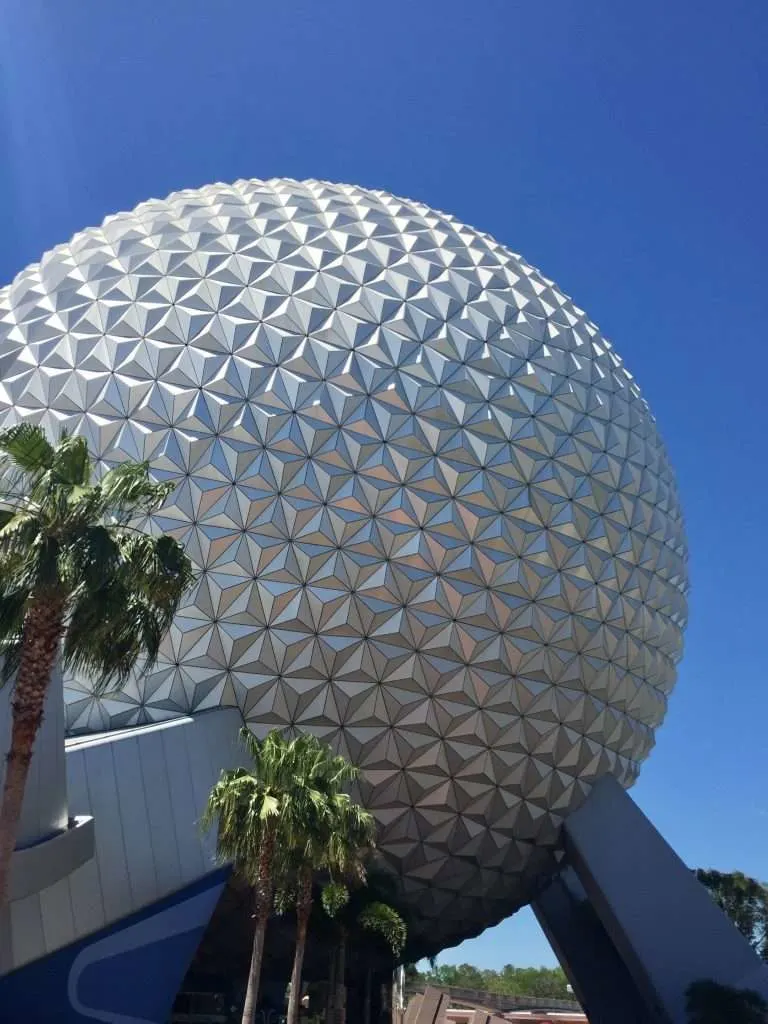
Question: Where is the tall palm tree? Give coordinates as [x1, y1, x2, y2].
[283, 744, 376, 1024]
[0, 423, 193, 906]
[202, 728, 316, 1024]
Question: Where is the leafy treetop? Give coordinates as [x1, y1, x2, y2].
[415, 962, 571, 1001]
[0, 423, 193, 689]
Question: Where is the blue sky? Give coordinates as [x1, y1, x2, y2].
[2, 0, 767, 969]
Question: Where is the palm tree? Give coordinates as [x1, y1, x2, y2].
[202, 728, 314, 1024]
[356, 900, 408, 1024]
[283, 743, 376, 1024]
[322, 874, 407, 1024]
[0, 423, 193, 906]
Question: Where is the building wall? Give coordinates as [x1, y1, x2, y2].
[3, 706, 242, 976]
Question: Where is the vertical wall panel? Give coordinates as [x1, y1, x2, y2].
[48, 673, 68, 832]
[67, 856, 106, 940]
[137, 732, 183, 899]
[185, 719, 218, 869]
[5, 708, 244, 976]
[83, 744, 132, 924]
[162, 727, 205, 883]
[39, 877, 75, 953]
[66, 747, 88, 809]
[65, 747, 105, 927]
[0, 907, 11, 974]
[201, 713, 241, 863]
[9, 894, 44, 970]
[112, 737, 158, 908]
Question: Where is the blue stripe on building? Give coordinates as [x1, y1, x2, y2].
[0, 868, 228, 1023]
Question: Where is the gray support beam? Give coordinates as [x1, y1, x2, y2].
[533, 867, 656, 1023]
[562, 775, 768, 1023]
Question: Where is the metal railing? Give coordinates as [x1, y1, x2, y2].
[405, 984, 582, 1013]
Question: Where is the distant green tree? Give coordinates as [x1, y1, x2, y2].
[404, 963, 420, 985]
[686, 980, 767, 1024]
[423, 964, 484, 990]
[418, 962, 569, 1000]
[499, 965, 571, 999]
[695, 869, 768, 958]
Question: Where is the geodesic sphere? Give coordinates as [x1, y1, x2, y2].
[0, 179, 688, 949]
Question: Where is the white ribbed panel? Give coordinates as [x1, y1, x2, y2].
[3, 706, 241, 973]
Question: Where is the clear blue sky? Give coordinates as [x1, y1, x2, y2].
[2, 0, 767, 970]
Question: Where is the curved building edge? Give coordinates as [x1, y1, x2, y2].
[0, 868, 228, 1023]
[0, 707, 242, 1021]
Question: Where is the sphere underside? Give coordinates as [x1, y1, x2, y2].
[0, 178, 688, 949]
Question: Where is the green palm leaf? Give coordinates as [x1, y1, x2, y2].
[200, 727, 381, 1024]
[0, 424, 192, 909]
[0, 423, 54, 473]
[99, 461, 174, 516]
[358, 901, 407, 956]
[50, 433, 90, 486]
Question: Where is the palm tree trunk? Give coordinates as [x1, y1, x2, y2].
[325, 941, 337, 1023]
[241, 910, 268, 1024]
[287, 868, 313, 1024]
[240, 826, 276, 1024]
[335, 926, 347, 1024]
[363, 965, 372, 1024]
[0, 597, 64, 907]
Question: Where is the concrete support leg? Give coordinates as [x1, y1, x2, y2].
[533, 867, 655, 1023]
[536, 775, 768, 1024]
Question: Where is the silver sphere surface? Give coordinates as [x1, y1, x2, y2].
[0, 179, 688, 948]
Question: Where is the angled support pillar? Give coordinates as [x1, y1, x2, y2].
[534, 866, 653, 1023]
[537, 775, 768, 1024]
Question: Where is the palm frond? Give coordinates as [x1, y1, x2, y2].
[260, 793, 280, 820]
[63, 588, 158, 692]
[201, 764, 285, 884]
[50, 433, 90, 486]
[117, 532, 194, 625]
[60, 524, 119, 592]
[203, 728, 377, 907]
[0, 424, 189, 714]
[0, 588, 27, 641]
[99, 461, 175, 517]
[0, 589, 27, 684]
[0, 634, 23, 685]
[0, 423, 54, 473]
[0, 512, 43, 594]
[62, 527, 192, 692]
[321, 881, 350, 918]
[358, 902, 407, 956]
